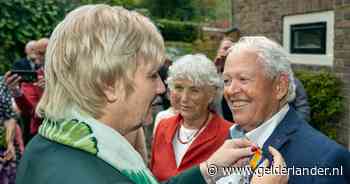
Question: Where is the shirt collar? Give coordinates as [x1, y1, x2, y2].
[246, 104, 290, 147]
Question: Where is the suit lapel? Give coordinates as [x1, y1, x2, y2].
[263, 108, 301, 152]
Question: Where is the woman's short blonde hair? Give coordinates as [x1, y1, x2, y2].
[37, 4, 165, 120]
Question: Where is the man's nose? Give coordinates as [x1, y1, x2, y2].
[224, 80, 241, 96]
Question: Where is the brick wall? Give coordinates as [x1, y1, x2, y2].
[232, 0, 350, 148]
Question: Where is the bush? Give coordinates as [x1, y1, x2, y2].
[0, 0, 141, 75]
[295, 70, 344, 140]
[156, 19, 199, 42]
[0, 0, 75, 74]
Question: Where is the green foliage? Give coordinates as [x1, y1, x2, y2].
[191, 39, 219, 60]
[295, 70, 344, 140]
[156, 19, 199, 42]
[192, 0, 232, 25]
[165, 41, 193, 61]
[78, 0, 137, 8]
[0, 0, 76, 74]
[141, 0, 232, 23]
[142, 0, 197, 21]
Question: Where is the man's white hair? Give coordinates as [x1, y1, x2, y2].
[228, 36, 296, 102]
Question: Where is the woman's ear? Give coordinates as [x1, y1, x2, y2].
[104, 83, 125, 103]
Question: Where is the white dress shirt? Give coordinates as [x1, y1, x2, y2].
[217, 104, 290, 184]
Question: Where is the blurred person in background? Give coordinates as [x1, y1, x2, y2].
[12, 40, 38, 71]
[0, 76, 23, 184]
[213, 37, 234, 122]
[7, 38, 48, 142]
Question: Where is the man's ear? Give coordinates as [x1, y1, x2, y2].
[275, 73, 289, 101]
[104, 83, 125, 103]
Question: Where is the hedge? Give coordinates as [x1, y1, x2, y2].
[0, 0, 76, 74]
[0, 0, 137, 74]
[295, 70, 344, 140]
[156, 19, 199, 43]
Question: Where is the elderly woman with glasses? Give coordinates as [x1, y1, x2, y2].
[150, 54, 233, 182]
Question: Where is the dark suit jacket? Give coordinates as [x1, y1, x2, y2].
[16, 135, 206, 184]
[263, 107, 350, 184]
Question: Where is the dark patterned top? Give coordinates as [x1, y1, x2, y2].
[0, 76, 16, 123]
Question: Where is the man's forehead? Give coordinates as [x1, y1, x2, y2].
[224, 52, 262, 73]
[232, 48, 261, 62]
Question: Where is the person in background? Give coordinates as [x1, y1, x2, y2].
[213, 37, 234, 122]
[34, 38, 49, 67]
[214, 37, 234, 74]
[290, 78, 311, 122]
[0, 76, 22, 184]
[150, 54, 232, 181]
[6, 38, 49, 141]
[12, 41, 38, 71]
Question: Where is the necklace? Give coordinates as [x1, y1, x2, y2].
[177, 113, 210, 144]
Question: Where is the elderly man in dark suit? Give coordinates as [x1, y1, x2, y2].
[222, 36, 350, 184]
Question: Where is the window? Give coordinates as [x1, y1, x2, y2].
[290, 22, 326, 54]
[283, 11, 334, 66]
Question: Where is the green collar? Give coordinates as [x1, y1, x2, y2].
[39, 110, 158, 184]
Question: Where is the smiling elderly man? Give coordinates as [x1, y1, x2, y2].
[222, 36, 350, 184]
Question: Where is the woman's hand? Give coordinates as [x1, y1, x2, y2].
[34, 73, 45, 89]
[34, 78, 45, 89]
[199, 139, 255, 183]
[251, 146, 288, 184]
[4, 71, 21, 95]
[206, 139, 254, 167]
